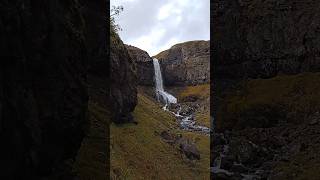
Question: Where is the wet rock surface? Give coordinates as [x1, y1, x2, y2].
[166, 102, 210, 135]
[212, 113, 320, 179]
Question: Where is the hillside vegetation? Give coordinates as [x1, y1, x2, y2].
[110, 90, 210, 179]
[216, 72, 320, 131]
[213, 72, 320, 179]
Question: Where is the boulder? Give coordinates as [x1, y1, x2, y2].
[179, 142, 201, 160]
[175, 137, 201, 160]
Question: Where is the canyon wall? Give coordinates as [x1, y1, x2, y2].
[0, 0, 90, 179]
[110, 34, 138, 123]
[155, 40, 210, 86]
[126, 45, 154, 86]
[212, 0, 320, 80]
[0, 0, 138, 179]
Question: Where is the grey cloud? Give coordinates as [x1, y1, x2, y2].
[111, 0, 210, 55]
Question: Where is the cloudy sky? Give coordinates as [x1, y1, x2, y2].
[111, 0, 210, 56]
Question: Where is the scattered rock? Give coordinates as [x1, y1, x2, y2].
[179, 142, 201, 160]
[160, 131, 175, 143]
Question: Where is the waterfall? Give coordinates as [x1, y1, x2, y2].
[152, 58, 177, 106]
[152, 58, 210, 135]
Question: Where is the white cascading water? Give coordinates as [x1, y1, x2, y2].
[153, 58, 177, 106]
[153, 57, 210, 135]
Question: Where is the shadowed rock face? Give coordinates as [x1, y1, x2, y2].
[211, 1, 320, 178]
[0, 0, 137, 178]
[212, 0, 320, 80]
[154, 40, 210, 86]
[126, 45, 154, 86]
[0, 0, 91, 179]
[110, 34, 138, 123]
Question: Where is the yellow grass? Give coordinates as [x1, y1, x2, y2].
[217, 72, 320, 130]
[110, 92, 210, 179]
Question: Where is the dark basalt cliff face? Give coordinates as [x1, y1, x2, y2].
[212, 1, 320, 179]
[0, 0, 121, 179]
[154, 40, 210, 86]
[110, 34, 138, 123]
[0, 0, 90, 179]
[125, 45, 154, 86]
[212, 0, 320, 80]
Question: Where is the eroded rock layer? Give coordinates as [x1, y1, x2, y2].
[155, 40, 210, 86]
[126, 45, 154, 86]
[110, 33, 138, 123]
[212, 0, 320, 79]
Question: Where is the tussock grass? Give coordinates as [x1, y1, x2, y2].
[179, 84, 210, 101]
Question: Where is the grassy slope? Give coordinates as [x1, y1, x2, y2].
[110, 92, 210, 179]
[73, 101, 109, 180]
[216, 72, 320, 179]
[217, 72, 320, 130]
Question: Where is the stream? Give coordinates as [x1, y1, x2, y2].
[153, 58, 210, 135]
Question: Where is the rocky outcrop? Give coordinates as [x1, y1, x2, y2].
[125, 45, 154, 86]
[110, 33, 138, 123]
[154, 40, 210, 86]
[0, 0, 137, 179]
[0, 0, 91, 179]
[212, 0, 320, 80]
[212, 1, 320, 179]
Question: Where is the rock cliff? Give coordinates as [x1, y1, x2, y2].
[212, 0, 320, 79]
[0, 0, 138, 179]
[110, 33, 138, 123]
[154, 40, 210, 86]
[125, 45, 154, 86]
[0, 0, 90, 179]
[212, 1, 320, 179]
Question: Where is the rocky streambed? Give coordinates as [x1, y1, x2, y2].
[211, 115, 320, 180]
[211, 132, 267, 180]
[164, 103, 210, 135]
